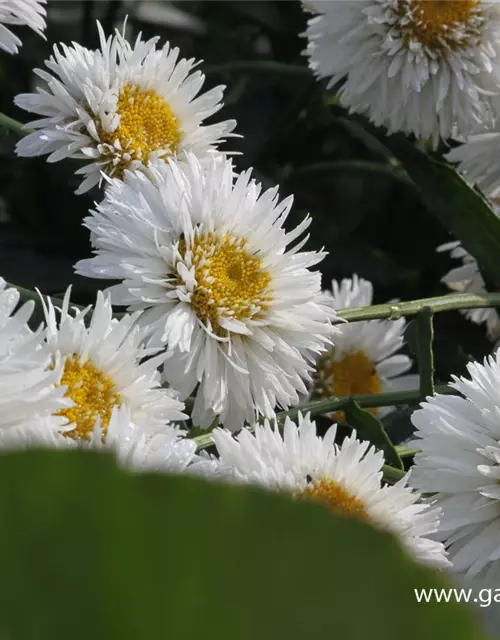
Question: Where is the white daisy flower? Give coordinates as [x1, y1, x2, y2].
[0, 278, 67, 430]
[39, 287, 186, 441]
[409, 350, 500, 576]
[0, 0, 46, 55]
[312, 276, 417, 420]
[438, 240, 500, 345]
[211, 412, 448, 569]
[14, 20, 236, 194]
[0, 404, 203, 475]
[75, 155, 337, 431]
[303, 1, 500, 144]
[446, 130, 500, 199]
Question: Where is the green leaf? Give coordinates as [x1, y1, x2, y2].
[0, 450, 487, 640]
[344, 400, 403, 469]
[383, 135, 500, 287]
[204, 61, 311, 78]
[291, 159, 416, 191]
[383, 406, 417, 445]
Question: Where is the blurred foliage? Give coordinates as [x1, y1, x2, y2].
[0, 1, 493, 386]
[0, 448, 490, 639]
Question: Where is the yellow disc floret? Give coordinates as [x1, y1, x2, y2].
[55, 354, 121, 440]
[301, 478, 369, 521]
[314, 350, 382, 422]
[400, 0, 481, 51]
[100, 83, 182, 173]
[177, 232, 273, 334]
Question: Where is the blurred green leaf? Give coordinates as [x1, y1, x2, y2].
[0, 449, 488, 639]
[344, 400, 403, 469]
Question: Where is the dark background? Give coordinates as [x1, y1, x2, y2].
[0, 0, 492, 384]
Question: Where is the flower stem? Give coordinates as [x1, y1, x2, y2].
[275, 384, 451, 424]
[193, 384, 454, 451]
[395, 445, 418, 458]
[416, 307, 435, 397]
[336, 292, 500, 323]
[0, 112, 26, 137]
[382, 465, 406, 484]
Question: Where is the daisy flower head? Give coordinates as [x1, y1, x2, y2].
[303, 1, 500, 145]
[0, 404, 204, 476]
[39, 287, 186, 442]
[0, 0, 46, 55]
[312, 276, 416, 420]
[75, 154, 337, 431]
[410, 350, 500, 577]
[211, 412, 448, 569]
[446, 127, 500, 198]
[0, 278, 67, 430]
[15, 20, 236, 194]
[438, 240, 500, 345]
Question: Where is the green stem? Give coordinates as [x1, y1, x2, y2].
[194, 433, 214, 451]
[0, 112, 27, 137]
[416, 307, 435, 397]
[8, 284, 41, 305]
[395, 445, 418, 458]
[337, 292, 500, 323]
[277, 384, 452, 424]
[193, 384, 453, 451]
[382, 465, 406, 484]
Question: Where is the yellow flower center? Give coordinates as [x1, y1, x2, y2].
[99, 84, 182, 174]
[313, 350, 381, 422]
[301, 478, 369, 521]
[399, 0, 480, 51]
[177, 232, 273, 334]
[55, 354, 121, 440]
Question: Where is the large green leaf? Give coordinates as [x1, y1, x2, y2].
[0, 450, 488, 639]
[383, 136, 500, 287]
[344, 400, 403, 469]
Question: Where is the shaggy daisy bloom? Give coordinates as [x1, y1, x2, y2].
[38, 288, 186, 441]
[15, 21, 236, 194]
[0, 404, 204, 475]
[312, 276, 416, 420]
[75, 155, 337, 431]
[211, 412, 448, 569]
[438, 240, 500, 345]
[303, 0, 500, 144]
[0, 0, 46, 55]
[0, 278, 67, 430]
[446, 126, 500, 198]
[409, 350, 500, 576]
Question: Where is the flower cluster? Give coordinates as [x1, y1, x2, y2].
[7, 4, 500, 584]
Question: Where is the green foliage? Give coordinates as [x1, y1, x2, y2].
[0, 449, 489, 639]
[384, 136, 500, 288]
[344, 401, 403, 469]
